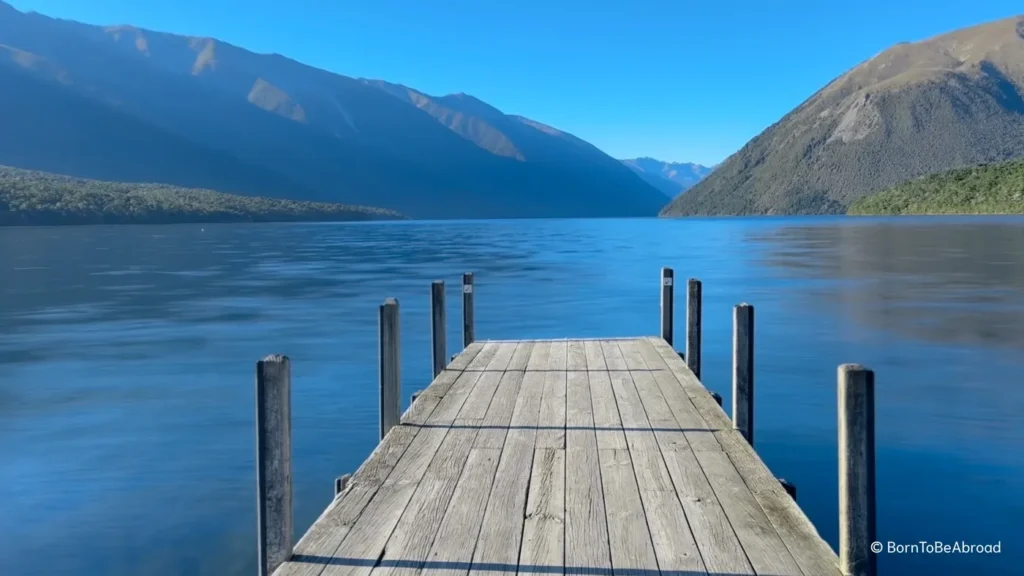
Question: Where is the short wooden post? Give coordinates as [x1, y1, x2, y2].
[685, 278, 702, 379]
[335, 473, 352, 497]
[255, 355, 292, 576]
[732, 303, 754, 445]
[710, 391, 722, 407]
[660, 267, 674, 345]
[431, 281, 446, 378]
[379, 298, 401, 441]
[462, 273, 475, 347]
[779, 478, 797, 500]
[838, 364, 877, 576]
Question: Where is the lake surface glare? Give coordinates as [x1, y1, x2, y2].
[1, 216, 1022, 575]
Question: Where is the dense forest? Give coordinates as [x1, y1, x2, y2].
[848, 159, 1024, 215]
[0, 166, 403, 225]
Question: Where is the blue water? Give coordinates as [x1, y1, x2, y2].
[1, 217, 1022, 575]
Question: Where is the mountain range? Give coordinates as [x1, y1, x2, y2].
[0, 1, 668, 219]
[662, 14, 1024, 216]
[619, 158, 713, 197]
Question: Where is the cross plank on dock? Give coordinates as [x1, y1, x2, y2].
[272, 338, 841, 576]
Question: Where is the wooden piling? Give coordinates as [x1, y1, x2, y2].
[660, 267, 674, 346]
[710, 391, 722, 407]
[255, 355, 292, 576]
[732, 303, 754, 445]
[838, 364, 877, 576]
[462, 272, 475, 347]
[779, 478, 797, 500]
[379, 298, 401, 441]
[686, 278, 702, 379]
[334, 473, 352, 497]
[431, 281, 447, 378]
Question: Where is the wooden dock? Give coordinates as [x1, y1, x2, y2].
[255, 271, 878, 576]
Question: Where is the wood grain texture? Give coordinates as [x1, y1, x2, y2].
[587, 370, 627, 450]
[599, 448, 659, 575]
[565, 371, 611, 575]
[481, 341, 518, 372]
[473, 371, 525, 449]
[277, 338, 839, 576]
[583, 340, 607, 371]
[519, 449, 565, 574]
[566, 340, 587, 370]
[506, 341, 535, 371]
[424, 448, 502, 576]
[536, 371, 567, 449]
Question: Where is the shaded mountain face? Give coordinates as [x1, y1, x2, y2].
[662, 14, 1024, 216]
[0, 1, 667, 219]
[620, 158, 713, 196]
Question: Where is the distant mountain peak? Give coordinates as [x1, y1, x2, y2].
[620, 158, 713, 197]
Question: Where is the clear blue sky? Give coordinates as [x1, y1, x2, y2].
[8, 0, 1023, 165]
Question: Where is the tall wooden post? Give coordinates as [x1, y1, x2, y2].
[379, 298, 401, 441]
[732, 303, 754, 445]
[660, 267, 674, 346]
[838, 364, 877, 576]
[462, 273, 475, 347]
[685, 278, 702, 379]
[431, 281, 446, 378]
[255, 355, 292, 576]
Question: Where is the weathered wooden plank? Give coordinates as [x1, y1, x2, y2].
[506, 341, 535, 371]
[414, 369, 468, 403]
[639, 489, 707, 575]
[600, 339, 628, 371]
[474, 371, 526, 449]
[583, 340, 607, 371]
[607, 371, 672, 492]
[519, 449, 566, 574]
[458, 370, 503, 420]
[525, 340, 551, 371]
[481, 341, 519, 371]
[694, 449, 804, 575]
[371, 426, 480, 576]
[277, 374, 456, 576]
[430, 371, 487, 424]
[536, 371, 567, 449]
[648, 336, 840, 574]
[470, 370, 545, 576]
[566, 340, 588, 370]
[446, 342, 485, 371]
[565, 371, 611, 575]
[615, 339, 648, 370]
[466, 342, 501, 371]
[628, 370, 675, 423]
[659, 445, 755, 575]
[314, 368, 482, 576]
[423, 448, 502, 576]
[716, 430, 842, 576]
[599, 448, 659, 575]
[641, 340, 724, 453]
[587, 370, 627, 450]
[547, 339, 568, 371]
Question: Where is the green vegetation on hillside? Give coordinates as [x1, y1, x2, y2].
[848, 159, 1024, 215]
[0, 166, 404, 225]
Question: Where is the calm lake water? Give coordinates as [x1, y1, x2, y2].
[1, 217, 1022, 575]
